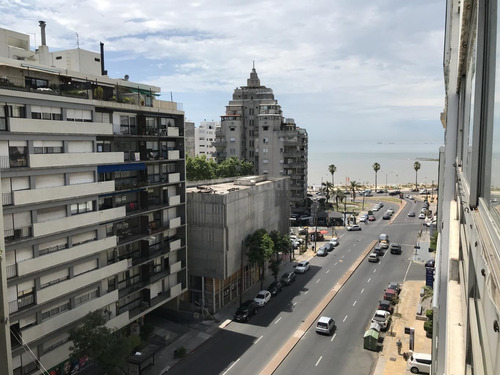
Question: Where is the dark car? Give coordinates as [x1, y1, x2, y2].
[383, 214, 391, 220]
[280, 271, 296, 285]
[234, 300, 259, 322]
[425, 259, 435, 268]
[267, 281, 283, 296]
[374, 245, 384, 256]
[378, 299, 394, 314]
[316, 246, 329, 257]
[408, 211, 416, 217]
[390, 243, 402, 254]
[387, 282, 401, 295]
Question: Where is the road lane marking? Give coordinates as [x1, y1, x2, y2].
[293, 301, 297, 306]
[316, 279, 320, 283]
[361, 288, 365, 294]
[373, 269, 377, 273]
[222, 358, 240, 375]
[341, 255, 345, 259]
[353, 300, 357, 307]
[331, 333, 337, 342]
[304, 290, 309, 294]
[367, 278, 371, 283]
[315, 356, 322, 366]
[334, 262, 338, 266]
[254, 335, 263, 344]
[275, 317, 282, 324]
[343, 315, 348, 322]
[348, 248, 351, 252]
[326, 269, 330, 274]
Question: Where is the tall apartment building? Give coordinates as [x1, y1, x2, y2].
[434, 1, 500, 374]
[184, 120, 195, 158]
[215, 68, 308, 210]
[194, 121, 219, 160]
[0, 23, 187, 374]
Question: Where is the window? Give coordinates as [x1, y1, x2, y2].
[41, 301, 70, 321]
[25, 77, 48, 89]
[33, 140, 63, 154]
[263, 126, 269, 131]
[66, 109, 92, 122]
[263, 148, 268, 153]
[55, 56, 62, 60]
[71, 201, 93, 215]
[490, 3, 500, 222]
[31, 105, 62, 120]
[120, 115, 136, 134]
[263, 138, 268, 144]
[263, 159, 269, 164]
[230, 137, 236, 142]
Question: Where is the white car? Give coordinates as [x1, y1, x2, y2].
[347, 225, 362, 231]
[358, 215, 368, 223]
[330, 237, 340, 246]
[419, 213, 426, 219]
[295, 261, 310, 273]
[372, 310, 391, 330]
[254, 290, 271, 306]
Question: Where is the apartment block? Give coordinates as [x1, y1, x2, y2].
[0, 23, 187, 374]
[194, 121, 219, 160]
[215, 68, 308, 210]
[186, 176, 289, 313]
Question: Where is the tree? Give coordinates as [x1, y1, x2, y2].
[414, 161, 421, 190]
[328, 164, 337, 187]
[186, 155, 217, 181]
[70, 311, 135, 374]
[321, 181, 334, 206]
[349, 180, 361, 202]
[245, 229, 274, 289]
[373, 162, 380, 192]
[216, 156, 253, 178]
[269, 230, 292, 279]
[334, 188, 346, 212]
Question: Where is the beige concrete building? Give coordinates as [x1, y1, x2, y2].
[215, 68, 308, 211]
[0, 23, 187, 374]
[194, 121, 219, 160]
[186, 176, 289, 313]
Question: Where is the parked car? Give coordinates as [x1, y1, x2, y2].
[383, 213, 391, 220]
[234, 300, 259, 322]
[295, 261, 310, 273]
[254, 290, 271, 306]
[372, 205, 380, 211]
[368, 215, 376, 221]
[358, 215, 368, 223]
[383, 288, 397, 302]
[316, 316, 336, 335]
[390, 243, 402, 254]
[380, 240, 389, 249]
[407, 352, 432, 374]
[298, 227, 308, 235]
[425, 259, 435, 268]
[408, 211, 416, 217]
[330, 237, 340, 246]
[322, 242, 335, 251]
[368, 253, 380, 263]
[419, 213, 426, 219]
[346, 225, 362, 231]
[379, 234, 389, 242]
[371, 310, 391, 330]
[386, 282, 401, 295]
[280, 271, 296, 285]
[267, 281, 283, 296]
[316, 246, 329, 257]
[378, 299, 394, 314]
[374, 245, 384, 256]
[387, 208, 394, 214]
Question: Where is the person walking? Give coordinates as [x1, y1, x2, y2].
[396, 339, 403, 355]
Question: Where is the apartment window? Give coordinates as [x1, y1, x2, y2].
[229, 148, 236, 155]
[96, 140, 111, 152]
[230, 137, 236, 142]
[33, 140, 63, 154]
[75, 289, 98, 307]
[25, 77, 48, 89]
[71, 201, 93, 215]
[120, 115, 137, 134]
[263, 159, 269, 164]
[263, 126, 269, 131]
[41, 301, 70, 321]
[31, 105, 62, 120]
[40, 269, 69, 289]
[263, 138, 269, 144]
[66, 109, 92, 122]
[263, 148, 268, 153]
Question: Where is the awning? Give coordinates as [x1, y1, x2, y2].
[129, 87, 161, 97]
[98, 163, 146, 173]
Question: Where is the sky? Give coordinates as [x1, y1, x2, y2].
[1, 0, 447, 184]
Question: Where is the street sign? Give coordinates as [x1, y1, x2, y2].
[426, 267, 434, 288]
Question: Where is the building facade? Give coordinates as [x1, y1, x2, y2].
[186, 176, 289, 313]
[215, 68, 308, 211]
[184, 120, 195, 159]
[0, 23, 187, 374]
[194, 121, 219, 160]
[436, 1, 500, 374]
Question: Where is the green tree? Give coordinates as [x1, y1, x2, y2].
[414, 161, 421, 190]
[328, 164, 336, 187]
[373, 162, 380, 192]
[349, 180, 361, 202]
[245, 228, 274, 289]
[334, 188, 346, 212]
[216, 156, 253, 178]
[69, 311, 135, 374]
[186, 155, 217, 181]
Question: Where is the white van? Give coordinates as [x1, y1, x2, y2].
[407, 352, 431, 374]
[379, 233, 389, 242]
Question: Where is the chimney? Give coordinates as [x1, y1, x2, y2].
[100, 42, 107, 76]
[39, 21, 46, 46]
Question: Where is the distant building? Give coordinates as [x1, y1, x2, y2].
[195, 121, 219, 160]
[184, 120, 195, 158]
[186, 176, 289, 313]
[215, 68, 308, 211]
[0, 23, 187, 374]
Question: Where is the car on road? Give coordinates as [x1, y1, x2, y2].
[383, 288, 397, 302]
[316, 246, 328, 257]
[386, 282, 401, 295]
[383, 213, 391, 220]
[419, 213, 426, 219]
[294, 261, 310, 273]
[234, 300, 259, 322]
[371, 310, 391, 330]
[329, 237, 340, 246]
[298, 227, 308, 235]
[368, 215, 376, 221]
[407, 352, 432, 374]
[408, 211, 416, 217]
[387, 208, 394, 214]
[267, 281, 283, 296]
[384, 210, 393, 217]
[368, 253, 380, 263]
[425, 259, 435, 269]
[254, 290, 271, 306]
[316, 316, 336, 335]
[280, 271, 296, 285]
[380, 240, 389, 249]
[372, 205, 380, 211]
[358, 215, 368, 223]
[378, 299, 394, 314]
[374, 245, 384, 256]
[390, 243, 402, 254]
[346, 224, 362, 231]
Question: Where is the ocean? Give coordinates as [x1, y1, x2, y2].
[307, 141, 441, 189]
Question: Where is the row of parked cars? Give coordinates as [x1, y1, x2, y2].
[370, 282, 401, 332]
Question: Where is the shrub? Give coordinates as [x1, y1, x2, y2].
[174, 346, 187, 358]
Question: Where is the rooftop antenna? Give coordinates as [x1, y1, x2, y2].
[76, 32, 79, 48]
[253, 60, 255, 69]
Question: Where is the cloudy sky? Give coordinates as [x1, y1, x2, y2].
[1, 0, 446, 183]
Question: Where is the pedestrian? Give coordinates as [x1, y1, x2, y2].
[396, 339, 402, 355]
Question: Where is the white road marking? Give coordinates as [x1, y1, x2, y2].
[275, 317, 282, 324]
[348, 248, 351, 252]
[367, 278, 371, 283]
[334, 262, 338, 266]
[343, 315, 348, 322]
[304, 290, 309, 294]
[373, 269, 377, 273]
[341, 255, 345, 259]
[331, 333, 337, 342]
[353, 300, 357, 307]
[326, 269, 330, 274]
[361, 288, 365, 294]
[293, 301, 297, 306]
[222, 358, 240, 375]
[316, 279, 320, 283]
[315, 356, 323, 366]
[254, 335, 263, 344]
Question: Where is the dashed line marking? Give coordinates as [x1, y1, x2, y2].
[304, 290, 309, 294]
[348, 248, 351, 252]
[254, 335, 263, 344]
[353, 300, 357, 307]
[367, 278, 371, 283]
[316, 279, 320, 283]
[361, 288, 365, 294]
[331, 333, 337, 342]
[341, 255, 345, 259]
[275, 317, 282, 324]
[326, 269, 330, 274]
[222, 358, 240, 375]
[293, 301, 297, 306]
[343, 315, 348, 322]
[334, 262, 338, 266]
[315, 356, 322, 366]
[373, 269, 377, 273]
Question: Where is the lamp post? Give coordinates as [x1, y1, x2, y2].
[312, 201, 319, 252]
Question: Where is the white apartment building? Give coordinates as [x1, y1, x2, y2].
[194, 121, 218, 160]
[0, 23, 187, 375]
[215, 68, 308, 210]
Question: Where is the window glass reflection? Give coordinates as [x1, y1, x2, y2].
[490, 4, 500, 221]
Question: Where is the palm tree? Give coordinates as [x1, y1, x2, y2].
[414, 161, 421, 190]
[321, 181, 333, 205]
[334, 188, 346, 212]
[373, 162, 380, 192]
[349, 180, 361, 202]
[328, 164, 337, 187]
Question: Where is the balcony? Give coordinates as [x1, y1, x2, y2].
[4, 226, 32, 243]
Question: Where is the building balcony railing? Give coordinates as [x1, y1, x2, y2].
[4, 226, 32, 243]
